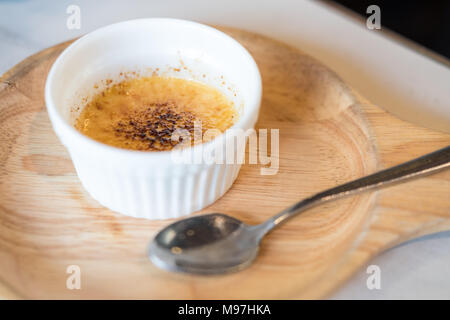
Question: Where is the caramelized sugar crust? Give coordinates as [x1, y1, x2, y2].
[75, 77, 238, 151]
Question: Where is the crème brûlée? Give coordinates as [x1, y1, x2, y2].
[74, 76, 238, 151]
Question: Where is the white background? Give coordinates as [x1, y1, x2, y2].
[1, 0, 449, 299]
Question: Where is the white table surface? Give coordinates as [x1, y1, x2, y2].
[1, 0, 449, 299]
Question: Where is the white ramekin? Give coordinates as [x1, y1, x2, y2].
[45, 18, 262, 220]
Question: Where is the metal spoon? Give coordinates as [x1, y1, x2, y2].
[149, 146, 450, 275]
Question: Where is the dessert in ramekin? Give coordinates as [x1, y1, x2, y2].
[45, 18, 262, 219]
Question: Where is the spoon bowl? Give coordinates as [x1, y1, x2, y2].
[149, 213, 264, 274]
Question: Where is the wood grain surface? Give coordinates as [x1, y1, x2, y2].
[0, 27, 448, 299]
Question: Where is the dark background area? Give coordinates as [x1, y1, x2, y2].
[330, 0, 450, 60]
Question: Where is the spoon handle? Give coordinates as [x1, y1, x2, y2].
[259, 145, 450, 234]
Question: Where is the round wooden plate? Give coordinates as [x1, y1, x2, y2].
[0, 27, 449, 299]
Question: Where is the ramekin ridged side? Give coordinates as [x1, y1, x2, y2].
[71, 154, 242, 219]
